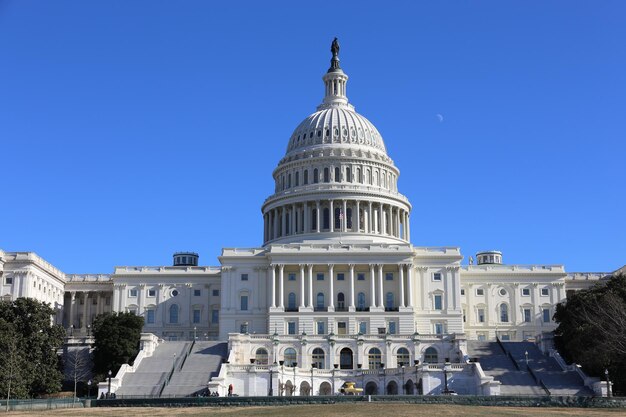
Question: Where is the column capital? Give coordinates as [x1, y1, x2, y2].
[278, 264, 285, 270]
[402, 263, 413, 268]
[416, 266, 428, 272]
[348, 264, 355, 269]
[306, 264, 314, 270]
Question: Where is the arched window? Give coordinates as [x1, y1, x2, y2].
[346, 167, 351, 182]
[334, 167, 340, 182]
[295, 171, 299, 186]
[323, 168, 330, 183]
[334, 207, 341, 230]
[347, 208, 353, 229]
[304, 170, 309, 185]
[374, 171, 379, 186]
[169, 304, 179, 324]
[322, 208, 330, 230]
[366, 169, 371, 184]
[312, 348, 325, 369]
[288, 292, 296, 310]
[311, 209, 317, 230]
[288, 173, 291, 188]
[313, 168, 319, 184]
[356, 168, 362, 183]
[316, 292, 325, 310]
[284, 348, 297, 367]
[337, 292, 345, 310]
[396, 348, 410, 367]
[424, 347, 438, 363]
[256, 348, 269, 365]
[386, 292, 394, 310]
[340, 347, 353, 370]
[368, 348, 382, 369]
[500, 304, 509, 322]
[357, 292, 366, 311]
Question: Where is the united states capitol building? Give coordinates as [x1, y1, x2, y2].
[0, 40, 617, 398]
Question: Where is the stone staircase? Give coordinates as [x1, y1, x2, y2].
[503, 341, 594, 396]
[115, 341, 189, 398]
[160, 341, 228, 397]
[467, 341, 545, 395]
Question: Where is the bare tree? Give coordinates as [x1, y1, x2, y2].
[578, 292, 626, 356]
[65, 348, 92, 404]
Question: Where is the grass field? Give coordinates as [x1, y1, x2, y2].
[5, 404, 626, 417]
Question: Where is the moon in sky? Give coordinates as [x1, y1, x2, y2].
[436, 114, 444, 123]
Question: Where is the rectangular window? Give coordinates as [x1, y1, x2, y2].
[146, 309, 155, 324]
[477, 333, 487, 341]
[477, 309, 485, 323]
[129, 289, 138, 297]
[316, 321, 325, 335]
[240, 295, 248, 311]
[337, 273, 345, 281]
[476, 288, 484, 296]
[385, 273, 393, 281]
[193, 309, 201, 323]
[524, 308, 531, 323]
[241, 274, 248, 281]
[435, 323, 444, 335]
[193, 289, 201, 296]
[148, 289, 156, 297]
[212, 289, 220, 296]
[541, 288, 549, 296]
[5, 276, 13, 285]
[433, 273, 442, 281]
[357, 273, 365, 281]
[460, 288, 465, 296]
[522, 288, 530, 296]
[359, 321, 367, 335]
[316, 273, 324, 281]
[388, 321, 397, 334]
[378, 327, 386, 335]
[542, 308, 550, 323]
[337, 322, 347, 335]
[288, 273, 296, 281]
[287, 321, 296, 335]
[434, 294, 442, 310]
[211, 309, 219, 323]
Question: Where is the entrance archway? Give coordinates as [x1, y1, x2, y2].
[365, 381, 378, 395]
[386, 381, 398, 395]
[319, 381, 332, 395]
[285, 380, 294, 396]
[299, 381, 310, 396]
[340, 347, 354, 369]
[405, 379, 414, 395]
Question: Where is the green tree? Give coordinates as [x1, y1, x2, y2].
[554, 273, 626, 395]
[91, 312, 144, 380]
[0, 298, 65, 400]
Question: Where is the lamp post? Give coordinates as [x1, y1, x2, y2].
[293, 362, 297, 396]
[87, 379, 92, 399]
[107, 370, 112, 397]
[401, 365, 405, 395]
[268, 365, 275, 396]
[524, 351, 529, 367]
[442, 363, 451, 394]
[70, 325, 74, 337]
[358, 363, 363, 393]
[87, 325, 91, 337]
[414, 360, 420, 395]
[310, 364, 315, 396]
[194, 326, 197, 341]
[605, 369, 612, 398]
[332, 364, 338, 395]
[380, 363, 385, 395]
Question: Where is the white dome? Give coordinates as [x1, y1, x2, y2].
[286, 107, 387, 156]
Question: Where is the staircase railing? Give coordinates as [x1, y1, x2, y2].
[526, 364, 551, 396]
[178, 342, 193, 372]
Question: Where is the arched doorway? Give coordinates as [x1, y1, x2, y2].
[340, 347, 353, 369]
[319, 381, 332, 395]
[405, 379, 414, 395]
[312, 347, 325, 369]
[424, 347, 438, 363]
[285, 380, 294, 396]
[386, 381, 398, 395]
[368, 347, 382, 369]
[299, 381, 311, 396]
[365, 381, 378, 395]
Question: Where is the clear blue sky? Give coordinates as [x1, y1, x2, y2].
[1, 1, 624, 273]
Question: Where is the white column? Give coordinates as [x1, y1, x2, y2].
[369, 264, 376, 309]
[399, 264, 405, 308]
[368, 202, 373, 233]
[378, 204, 384, 234]
[329, 200, 334, 232]
[349, 264, 355, 310]
[328, 264, 335, 310]
[316, 201, 321, 233]
[273, 209, 278, 240]
[291, 204, 296, 235]
[303, 203, 309, 233]
[307, 264, 314, 308]
[342, 200, 347, 232]
[406, 264, 414, 308]
[69, 291, 76, 328]
[281, 208, 286, 237]
[377, 265, 384, 308]
[299, 264, 305, 308]
[82, 292, 89, 330]
[406, 212, 411, 241]
[355, 200, 360, 232]
[271, 265, 276, 308]
[279, 264, 285, 309]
